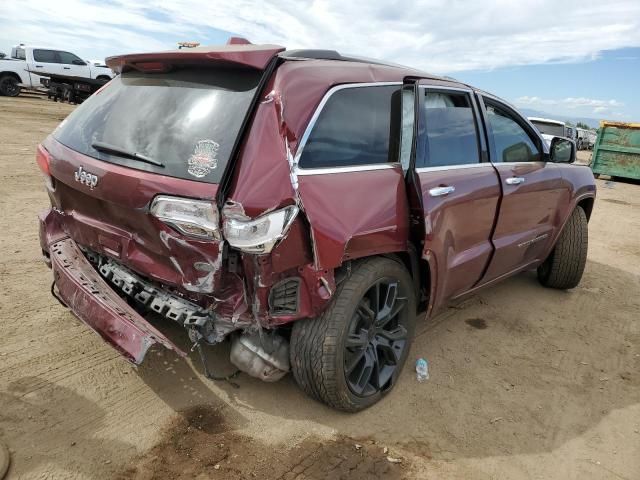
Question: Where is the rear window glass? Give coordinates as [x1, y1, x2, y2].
[53, 67, 262, 183]
[34, 49, 58, 63]
[299, 85, 399, 169]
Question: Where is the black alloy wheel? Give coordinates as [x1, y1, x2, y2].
[0, 75, 20, 97]
[344, 278, 409, 396]
[290, 257, 416, 412]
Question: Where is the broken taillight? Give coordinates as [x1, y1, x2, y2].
[36, 144, 54, 190]
[150, 195, 219, 240]
[223, 206, 299, 254]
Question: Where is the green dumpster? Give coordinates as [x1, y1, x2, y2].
[591, 121, 640, 181]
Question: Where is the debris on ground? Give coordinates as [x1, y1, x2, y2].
[416, 358, 429, 382]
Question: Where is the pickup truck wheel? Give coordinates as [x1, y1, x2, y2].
[290, 257, 416, 412]
[0, 75, 20, 97]
[537, 206, 588, 289]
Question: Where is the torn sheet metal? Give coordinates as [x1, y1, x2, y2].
[48, 236, 186, 364]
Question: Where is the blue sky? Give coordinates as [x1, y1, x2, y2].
[1, 0, 639, 120]
[457, 48, 639, 121]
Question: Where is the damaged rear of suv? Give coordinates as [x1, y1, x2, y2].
[38, 41, 595, 412]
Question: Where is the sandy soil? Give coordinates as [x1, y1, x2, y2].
[0, 96, 638, 480]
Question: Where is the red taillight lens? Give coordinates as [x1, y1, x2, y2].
[36, 144, 51, 176]
[36, 144, 54, 190]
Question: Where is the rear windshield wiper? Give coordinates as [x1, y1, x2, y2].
[91, 141, 164, 168]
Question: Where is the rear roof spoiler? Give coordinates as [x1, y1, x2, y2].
[106, 44, 286, 73]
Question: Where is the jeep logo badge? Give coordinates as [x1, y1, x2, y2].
[74, 166, 98, 189]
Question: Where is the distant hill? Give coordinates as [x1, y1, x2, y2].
[518, 108, 601, 129]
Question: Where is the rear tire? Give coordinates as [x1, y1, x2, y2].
[537, 206, 588, 289]
[0, 74, 20, 97]
[290, 257, 416, 412]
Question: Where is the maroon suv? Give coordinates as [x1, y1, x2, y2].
[37, 42, 596, 411]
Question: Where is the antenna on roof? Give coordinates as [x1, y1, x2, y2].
[178, 42, 200, 49]
[227, 37, 252, 45]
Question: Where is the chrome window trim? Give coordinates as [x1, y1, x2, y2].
[293, 82, 402, 176]
[415, 163, 490, 173]
[495, 161, 547, 166]
[297, 163, 397, 176]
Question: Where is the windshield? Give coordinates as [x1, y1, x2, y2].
[53, 67, 262, 183]
[531, 121, 565, 137]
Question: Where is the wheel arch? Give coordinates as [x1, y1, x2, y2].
[370, 248, 432, 313]
[0, 71, 21, 79]
[0, 71, 22, 83]
[577, 196, 595, 221]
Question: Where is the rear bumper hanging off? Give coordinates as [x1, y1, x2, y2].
[48, 237, 186, 364]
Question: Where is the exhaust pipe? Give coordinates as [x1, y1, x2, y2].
[230, 332, 290, 382]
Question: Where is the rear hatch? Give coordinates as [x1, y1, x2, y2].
[43, 44, 283, 299]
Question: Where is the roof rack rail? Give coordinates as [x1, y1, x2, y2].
[280, 49, 414, 69]
[280, 49, 344, 60]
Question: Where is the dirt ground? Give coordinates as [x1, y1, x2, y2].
[0, 95, 638, 480]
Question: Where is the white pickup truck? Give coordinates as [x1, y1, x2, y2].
[0, 45, 114, 97]
[528, 117, 574, 148]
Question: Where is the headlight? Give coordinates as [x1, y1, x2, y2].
[150, 195, 219, 240]
[223, 206, 298, 254]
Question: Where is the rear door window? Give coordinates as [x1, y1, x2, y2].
[53, 67, 262, 183]
[33, 49, 59, 63]
[298, 85, 399, 169]
[416, 90, 481, 168]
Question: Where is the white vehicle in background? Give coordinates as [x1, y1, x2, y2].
[528, 117, 574, 147]
[576, 127, 596, 150]
[0, 45, 114, 97]
[565, 124, 577, 143]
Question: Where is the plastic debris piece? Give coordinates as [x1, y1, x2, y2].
[490, 417, 503, 424]
[386, 456, 402, 464]
[416, 358, 429, 382]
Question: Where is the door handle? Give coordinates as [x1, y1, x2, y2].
[429, 186, 455, 197]
[63, 67, 70, 70]
[35, 65, 43, 68]
[505, 177, 525, 185]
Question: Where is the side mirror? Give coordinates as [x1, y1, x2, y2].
[72, 59, 87, 66]
[550, 137, 575, 163]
